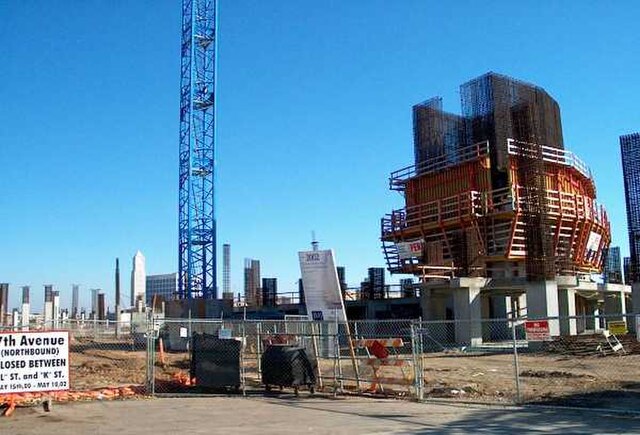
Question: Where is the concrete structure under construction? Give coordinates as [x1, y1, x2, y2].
[244, 259, 261, 308]
[381, 72, 622, 345]
[21, 286, 30, 329]
[0, 283, 8, 327]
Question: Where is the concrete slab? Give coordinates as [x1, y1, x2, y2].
[2, 396, 639, 434]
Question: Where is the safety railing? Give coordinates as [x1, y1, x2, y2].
[507, 139, 592, 180]
[389, 141, 489, 190]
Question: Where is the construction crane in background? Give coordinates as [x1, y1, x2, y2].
[178, 0, 218, 299]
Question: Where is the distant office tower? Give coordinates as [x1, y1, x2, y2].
[298, 278, 305, 304]
[72, 284, 79, 318]
[368, 267, 385, 299]
[262, 278, 277, 308]
[400, 278, 415, 297]
[146, 273, 178, 307]
[115, 258, 120, 312]
[131, 250, 146, 308]
[21, 286, 30, 329]
[622, 133, 640, 283]
[603, 247, 623, 284]
[244, 259, 261, 307]
[223, 244, 231, 298]
[624, 257, 632, 285]
[91, 288, 100, 318]
[0, 283, 8, 326]
[336, 266, 347, 297]
[53, 291, 60, 328]
[44, 285, 54, 327]
[97, 293, 106, 320]
[360, 278, 372, 301]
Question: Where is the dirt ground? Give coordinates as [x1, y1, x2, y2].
[67, 337, 640, 411]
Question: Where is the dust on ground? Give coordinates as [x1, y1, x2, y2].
[66, 335, 640, 411]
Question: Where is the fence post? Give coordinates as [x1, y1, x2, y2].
[241, 320, 247, 397]
[335, 314, 344, 392]
[511, 318, 521, 404]
[256, 322, 262, 376]
[410, 321, 424, 401]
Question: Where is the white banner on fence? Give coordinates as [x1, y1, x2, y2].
[0, 331, 69, 393]
[299, 249, 347, 322]
[396, 239, 424, 260]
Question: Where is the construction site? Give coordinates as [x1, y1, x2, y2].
[381, 72, 628, 345]
[2, 1, 640, 432]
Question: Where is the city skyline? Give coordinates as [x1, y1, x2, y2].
[2, 1, 639, 311]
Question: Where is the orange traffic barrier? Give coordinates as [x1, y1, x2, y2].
[159, 337, 167, 367]
[0, 384, 146, 416]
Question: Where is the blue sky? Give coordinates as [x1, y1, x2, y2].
[1, 1, 639, 312]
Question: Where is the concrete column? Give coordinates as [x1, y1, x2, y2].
[53, 293, 60, 329]
[21, 303, 29, 331]
[526, 280, 559, 336]
[44, 301, 53, 329]
[420, 288, 448, 320]
[558, 288, 577, 336]
[453, 286, 482, 346]
[420, 288, 451, 344]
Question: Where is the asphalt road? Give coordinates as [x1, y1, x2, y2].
[3, 396, 640, 434]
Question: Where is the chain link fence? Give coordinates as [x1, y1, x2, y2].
[4, 315, 639, 411]
[145, 314, 640, 412]
[0, 319, 149, 409]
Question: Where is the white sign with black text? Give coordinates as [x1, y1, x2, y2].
[0, 331, 70, 393]
[298, 249, 347, 322]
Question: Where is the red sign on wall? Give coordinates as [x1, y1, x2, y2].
[525, 320, 550, 341]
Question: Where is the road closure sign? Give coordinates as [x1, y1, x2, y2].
[524, 320, 550, 341]
[0, 331, 69, 393]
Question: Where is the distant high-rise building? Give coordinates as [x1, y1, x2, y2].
[624, 257, 632, 285]
[360, 278, 371, 301]
[400, 278, 415, 297]
[262, 278, 277, 308]
[621, 132, 640, 283]
[97, 292, 106, 320]
[131, 251, 146, 308]
[91, 288, 100, 318]
[223, 244, 231, 297]
[71, 284, 79, 318]
[44, 285, 54, 326]
[603, 246, 623, 284]
[244, 259, 261, 307]
[146, 273, 178, 307]
[298, 278, 305, 304]
[52, 291, 60, 328]
[115, 258, 121, 312]
[368, 267, 385, 299]
[21, 286, 30, 330]
[0, 283, 8, 326]
[336, 266, 347, 297]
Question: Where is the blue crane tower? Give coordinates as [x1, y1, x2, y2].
[178, 0, 218, 299]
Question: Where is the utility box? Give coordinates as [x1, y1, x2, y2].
[190, 333, 242, 391]
[261, 344, 316, 395]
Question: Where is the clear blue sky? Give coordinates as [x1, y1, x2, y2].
[1, 1, 639, 312]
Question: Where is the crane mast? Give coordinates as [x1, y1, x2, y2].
[178, 0, 217, 299]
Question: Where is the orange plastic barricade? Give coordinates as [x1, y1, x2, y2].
[353, 338, 413, 394]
